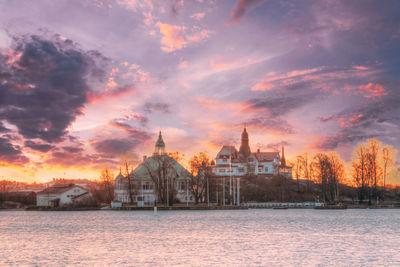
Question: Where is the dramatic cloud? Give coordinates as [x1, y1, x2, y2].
[0, 122, 10, 133]
[92, 138, 140, 156]
[0, 0, 399, 181]
[0, 34, 108, 143]
[0, 137, 29, 165]
[24, 140, 54, 153]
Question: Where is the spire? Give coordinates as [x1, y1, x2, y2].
[239, 126, 251, 158]
[281, 145, 286, 167]
[154, 131, 166, 155]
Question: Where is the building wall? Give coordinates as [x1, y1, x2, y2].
[36, 186, 88, 207]
[114, 178, 195, 205]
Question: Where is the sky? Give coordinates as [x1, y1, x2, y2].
[0, 0, 399, 183]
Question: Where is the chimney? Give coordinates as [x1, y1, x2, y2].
[143, 155, 147, 161]
[257, 148, 260, 153]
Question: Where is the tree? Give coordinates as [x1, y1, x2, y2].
[299, 153, 313, 192]
[352, 142, 368, 201]
[313, 152, 345, 203]
[351, 139, 386, 203]
[168, 151, 188, 169]
[142, 155, 179, 206]
[382, 145, 397, 191]
[188, 152, 211, 204]
[122, 159, 136, 204]
[99, 167, 114, 204]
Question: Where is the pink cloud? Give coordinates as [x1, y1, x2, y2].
[155, 21, 187, 52]
[190, 12, 205, 20]
[251, 82, 274, 91]
[320, 113, 364, 128]
[210, 56, 229, 69]
[179, 61, 188, 69]
[359, 83, 387, 98]
[186, 29, 213, 43]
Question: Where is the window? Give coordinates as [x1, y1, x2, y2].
[219, 169, 225, 173]
[179, 181, 185, 190]
[265, 167, 269, 172]
[238, 168, 244, 173]
[223, 159, 227, 163]
[248, 157, 253, 162]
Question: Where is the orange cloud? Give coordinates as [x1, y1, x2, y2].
[251, 82, 274, 91]
[359, 83, 386, 98]
[155, 21, 187, 52]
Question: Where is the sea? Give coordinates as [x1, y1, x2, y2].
[1, 209, 399, 266]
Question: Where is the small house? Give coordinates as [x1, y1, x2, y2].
[36, 184, 91, 207]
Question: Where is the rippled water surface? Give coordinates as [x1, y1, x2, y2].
[1, 209, 400, 266]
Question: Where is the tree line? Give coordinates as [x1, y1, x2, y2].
[290, 138, 397, 204]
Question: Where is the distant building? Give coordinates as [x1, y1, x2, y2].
[212, 127, 292, 178]
[114, 131, 194, 206]
[36, 184, 91, 207]
[0, 191, 36, 206]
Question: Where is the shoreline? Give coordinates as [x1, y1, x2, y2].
[2, 205, 400, 211]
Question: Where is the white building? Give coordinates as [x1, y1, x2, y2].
[36, 184, 91, 207]
[114, 131, 194, 206]
[212, 127, 292, 178]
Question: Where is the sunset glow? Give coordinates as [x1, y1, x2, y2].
[0, 0, 399, 184]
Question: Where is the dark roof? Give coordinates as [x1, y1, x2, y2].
[37, 184, 85, 195]
[72, 191, 90, 200]
[253, 152, 279, 162]
[217, 145, 238, 158]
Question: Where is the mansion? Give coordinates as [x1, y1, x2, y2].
[114, 132, 194, 206]
[212, 127, 292, 178]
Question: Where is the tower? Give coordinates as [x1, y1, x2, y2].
[154, 131, 166, 156]
[239, 126, 251, 158]
[281, 145, 286, 167]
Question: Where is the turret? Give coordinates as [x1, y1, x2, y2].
[239, 126, 251, 158]
[154, 131, 166, 156]
[281, 145, 286, 167]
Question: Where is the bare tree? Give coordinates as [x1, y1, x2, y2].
[382, 145, 397, 191]
[122, 160, 135, 204]
[99, 167, 114, 204]
[188, 152, 211, 204]
[313, 152, 345, 203]
[142, 155, 179, 206]
[352, 142, 368, 201]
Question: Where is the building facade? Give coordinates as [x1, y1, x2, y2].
[36, 184, 91, 207]
[212, 127, 292, 178]
[114, 132, 194, 206]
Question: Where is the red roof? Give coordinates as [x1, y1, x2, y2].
[253, 152, 279, 162]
